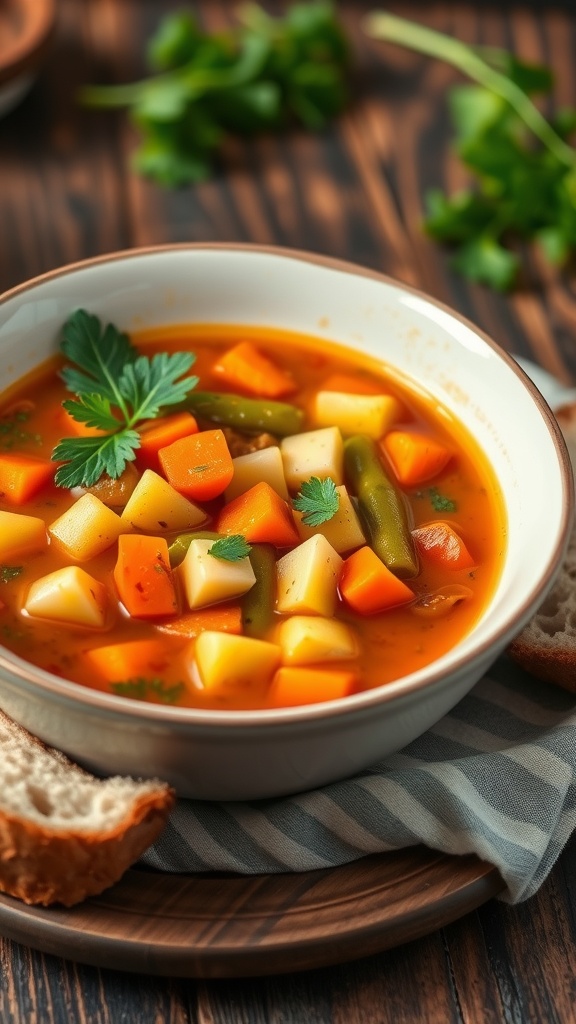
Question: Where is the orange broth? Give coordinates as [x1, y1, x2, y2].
[0, 323, 507, 709]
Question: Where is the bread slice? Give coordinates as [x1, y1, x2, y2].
[508, 403, 576, 691]
[0, 709, 174, 906]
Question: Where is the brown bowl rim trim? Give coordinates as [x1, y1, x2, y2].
[0, 0, 56, 85]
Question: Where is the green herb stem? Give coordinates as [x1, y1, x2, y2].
[364, 12, 576, 169]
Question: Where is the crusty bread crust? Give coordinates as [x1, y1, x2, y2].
[0, 709, 174, 906]
[508, 401, 576, 691]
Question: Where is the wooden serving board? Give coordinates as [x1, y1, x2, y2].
[0, 847, 504, 978]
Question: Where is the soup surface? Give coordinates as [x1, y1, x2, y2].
[0, 319, 506, 710]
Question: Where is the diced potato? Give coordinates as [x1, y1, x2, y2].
[278, 616, 358, 665]
[180, 538, 256, 610]
[293, 485, 365, 554]
[312, 391, 403, 440]
[276, 535, 342, 616]
[193, 631, 282, 696]
[225, 447, 289, 502]
[121, 469, 206, 532]
[0, 510, 47, 561]
[24, 566, 107, 628]
[280, 427, 343, 492]
[49, 494, 126, 561]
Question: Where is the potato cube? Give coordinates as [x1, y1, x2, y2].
[280, 427, 343, 492]
[121, 469, 206, 532]
[180, 538, 256, 610]
[49, 494, 126, 561]
[193, 631, 281, 696]
[278, 616, 358, 665]
[0, 510, 47, 561]
[312, 391, 403, 440]
[293, 485, 365, 553]
[276, 535, 342, 616]
[24, 566, 107, 628]
[225, 447, 289, 502]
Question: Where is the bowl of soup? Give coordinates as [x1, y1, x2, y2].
[0, 245, 571, 799]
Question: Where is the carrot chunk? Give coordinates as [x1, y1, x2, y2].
[159, 429, 234, 501]
[155, 604, 243, 639]
[56, 406, 106, 438]
[339, 545, 414, 614]
[137, 412, 198, 473]
[412, 522, 475, 570]
[212, 341, 296, 398]
[267, 667, 358, 707]
[216, 481, 300, 547]
[381, 430, 452, 487]
[113, 535, 178, 618]
[0, 453, 55, 504]
[86, 638, 175, 681]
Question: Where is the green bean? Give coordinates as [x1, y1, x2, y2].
[242, 544, 277, 637]
[344, 435, 419, 579]
[168, 531, 221, 567]
[181, 391, 303, 437]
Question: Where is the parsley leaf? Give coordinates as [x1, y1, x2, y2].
[0, 566, 24, 584]
[110, 677, 185, 704]
[209, 535, 252, 562]
[52, 310, 199, 488]
[365, 13, 576, 290]
[79, 2, 349, 187]
[292, 476, 340, 526]
[428, 487, 457, 513]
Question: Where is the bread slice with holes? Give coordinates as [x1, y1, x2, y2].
[0, 708, 174, 906]
[508, 403, 576, 691]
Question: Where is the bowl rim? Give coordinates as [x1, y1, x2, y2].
[0, 0, 56, 85]
[0, 242, 573, 728]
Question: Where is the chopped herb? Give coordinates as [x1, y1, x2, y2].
[51, 310, 199, 488]
[0, 413, 42, 450]
[428, 487, 457, 513]
[365, 12, 576, 290]
[0, 566, 24, 584]
[79, 2, 350, 187]
[292, 475, 340, 526]
[110, 677, 185, 704]
[209, 535, 252, 562]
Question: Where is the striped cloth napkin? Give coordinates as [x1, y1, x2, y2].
[143, 657, 576, 904]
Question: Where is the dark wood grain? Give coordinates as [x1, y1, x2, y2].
[2, 0, 576, 1021]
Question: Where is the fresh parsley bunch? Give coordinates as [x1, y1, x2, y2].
[366, 13, 576, 291]
[81, 2, 350, 187]
[52, 310, 199, 488]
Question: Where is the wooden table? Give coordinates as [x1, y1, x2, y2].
[2, 1, 576, 1020]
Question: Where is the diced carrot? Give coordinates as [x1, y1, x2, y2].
[267, 666, 358, 707]
[86, 638, 175, 681]
[339, 545, 414, 614]
[0, 453, 55, 504]
[322, 373, 386, 396]
[57, 406, 106, 438]
[155, 604, 243, 638]
[137, 412, 198, 473]
[382, 430, 452, 487]
[412, 522, 475, 570]
[212, 341, 296, 398]
[113, 535, 178, 618]
[159, 429, 234, 501]
[216, 481, 300, 547]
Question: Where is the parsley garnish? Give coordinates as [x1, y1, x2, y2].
[51, 310, 199, 488]
[209, 535, 252, 562]
[79, 3, 350, 187]
[110, 677, 185, 704]
[428, 488, 457, 513]
[365, 13, 576, 290]
[292, 476, 340, 527]
[0, 566, 24, 584]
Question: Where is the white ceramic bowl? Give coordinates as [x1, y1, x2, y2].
[0, 245, 572, 799]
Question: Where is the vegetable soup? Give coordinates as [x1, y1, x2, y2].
[0, 314, 506, 710]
